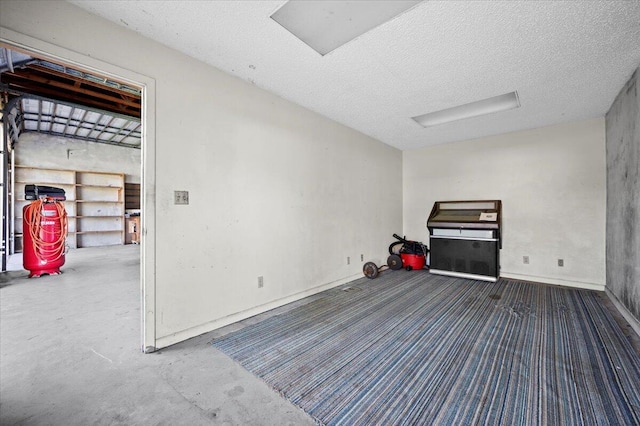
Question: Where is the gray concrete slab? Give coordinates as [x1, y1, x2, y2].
[0, 245, 315, 425]
[606, 66, 640, 326]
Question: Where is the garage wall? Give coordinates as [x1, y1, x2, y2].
[14, 133, 141, 183]
[403, 118, 606, 290]
[0, 1, 402, 348]
[606, 67, 640, 327]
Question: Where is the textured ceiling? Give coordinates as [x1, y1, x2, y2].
[69, 1, 640, 151]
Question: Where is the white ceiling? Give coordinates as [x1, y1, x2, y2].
[69, 1, 640, 151]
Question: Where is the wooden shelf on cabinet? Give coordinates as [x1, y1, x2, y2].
[76, 184, 123, 189]
[76, 215, 123, 218]
[75, 200, 124, 204]
[16, 199, 77, 202]
[76, 230, 124, 235]
[16, 180, 75, 186]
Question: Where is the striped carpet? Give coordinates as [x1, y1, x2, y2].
[211, 272, 640, 425]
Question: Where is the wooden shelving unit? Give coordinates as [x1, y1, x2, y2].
[14, 166, 125, 251]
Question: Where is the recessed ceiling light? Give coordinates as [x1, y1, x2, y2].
[270, 0, 422, 56]
[412, 92, 521, 128]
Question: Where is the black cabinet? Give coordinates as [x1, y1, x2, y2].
[430, 236, 499, 278]
[427, 200, 502, 282]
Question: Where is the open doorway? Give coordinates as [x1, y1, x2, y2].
[0, 36, 155, 352]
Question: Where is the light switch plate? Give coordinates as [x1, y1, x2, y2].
[174, 191, 189, 205]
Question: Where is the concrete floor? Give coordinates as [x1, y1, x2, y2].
[0, 245, 315, 425]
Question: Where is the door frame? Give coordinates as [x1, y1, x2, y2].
[0, 27, 157, 353]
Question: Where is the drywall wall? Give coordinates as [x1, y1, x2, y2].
[0, 1, 402, 348]
[606, 67, 640, 325]
[403, 118, 606, 289]
[14, 133, 141, 183]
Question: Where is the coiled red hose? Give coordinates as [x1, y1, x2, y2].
[24, 198, 68, 262]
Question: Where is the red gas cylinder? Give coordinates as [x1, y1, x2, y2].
[23, 200, 68, 278]
[400, 253, 426, 270]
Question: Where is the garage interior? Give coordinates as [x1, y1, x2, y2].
[1, 50, 142, 259]
[1, 1, 640, 424]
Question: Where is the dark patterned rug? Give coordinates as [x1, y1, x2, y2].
[212, 272, 640, 425]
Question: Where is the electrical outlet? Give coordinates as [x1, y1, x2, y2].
[558, 259, 564, 267]
[361, 254, 364, 262]
[174, 190, 189, 205]
[258, 276, 264, 288]
[347, 256, 350, 265]
[523, 256, 529, 264]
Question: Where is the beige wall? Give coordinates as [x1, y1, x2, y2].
[15, 133, 141, 183]
[1, 0, 403, 349]
[403, 118, 606, 290]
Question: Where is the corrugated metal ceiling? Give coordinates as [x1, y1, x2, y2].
[4, 95, 141, 149]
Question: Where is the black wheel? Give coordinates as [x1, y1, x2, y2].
[405, 265, 413, 271]
[387, 254, 403, 270]
[363, 262, 379, 279]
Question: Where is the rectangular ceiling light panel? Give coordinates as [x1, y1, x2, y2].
[413, 92, 521, 128]
[271, 0, 422, 55]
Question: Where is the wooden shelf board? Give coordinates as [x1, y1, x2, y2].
[75, 200, 123, 204]
[76, 184, 123, 189]
[15, 232, 77, 236]
[15, 199, 76, 202]
[76, 215, 123, 218]
[16, 181, 75, 186]
[76, 230, 124, 235]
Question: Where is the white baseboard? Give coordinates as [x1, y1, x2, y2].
[500, 272, 605, 291]
[430, 269, 497, 282]
[605, 288, 640, 338]
[154, 273, 362, 350]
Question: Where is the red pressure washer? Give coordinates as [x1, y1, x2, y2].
[363, 234, 429, 279]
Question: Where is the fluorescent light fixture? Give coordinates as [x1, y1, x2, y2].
[270, 0, 421, 56]
[412, 92, 521, 128]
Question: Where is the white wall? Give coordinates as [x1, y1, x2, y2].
[403, 118, 606, 290]
[15, 133, 141, 183]
[1, 1, 402, 348]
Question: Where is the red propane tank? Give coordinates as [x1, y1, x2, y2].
[23, 200, 67, 278]
[400, 253, 426, 270]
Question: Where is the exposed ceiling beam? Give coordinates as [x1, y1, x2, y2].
[1, 75, 140, 118]
[2, 71, 140, 110]
[27, 63, 139, 101]
[1, 54, 141, 119]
